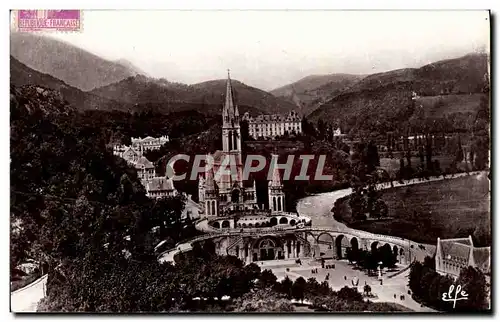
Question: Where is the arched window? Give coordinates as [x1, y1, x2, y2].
[228, 131, 233, 150]
[273, 197, 277, 211]
[233, 131, 238, 150]
[232, 189, 240, 203]
[277, 197, 282, 211]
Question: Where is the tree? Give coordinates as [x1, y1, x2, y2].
[379, 244, 397, 268]
[365, 140, 380, 173]
[305, 277, 321, 297]
[257, 269, 277, 289]
[336, 286, 364, 302]
[363, 284, 371, 297]
[398, 158, 405, 181]
[291, 277, 307, 303]
[425, 134, 433, 171]
[418, 146, 425, 165]
[456, 267, 488, 311]
[374, 199, 389, 217]
[455, 135, 464, 165]
[349, 188, 367, 221]
[233, 289, 295, 312]
[277, 276, 294, 299]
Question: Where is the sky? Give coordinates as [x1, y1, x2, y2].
[46, 10, 490, 90]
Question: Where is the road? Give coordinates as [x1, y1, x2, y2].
[10, 275, 47, 312]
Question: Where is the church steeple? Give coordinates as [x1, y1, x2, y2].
[223, 69, 240, 127]
[222, 70, 241, 153]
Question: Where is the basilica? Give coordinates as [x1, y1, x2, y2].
[198, 71, 285, 217]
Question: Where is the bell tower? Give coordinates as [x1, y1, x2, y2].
[222, 70, 242, 159]
[268, 155, 286, 213]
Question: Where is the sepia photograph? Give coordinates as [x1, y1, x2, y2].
[9, 9, 491, 313]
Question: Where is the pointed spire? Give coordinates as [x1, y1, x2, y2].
[223, 69, 239, 122]
[269, 155, 283, 188]
[205, 168, 217, 192]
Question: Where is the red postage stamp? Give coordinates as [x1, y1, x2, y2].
[15, 10, 82, 32]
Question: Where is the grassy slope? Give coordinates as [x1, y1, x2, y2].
[351, 174, 491, 246]
[414, 93, 485, 117]
[307, 53, 489, 135]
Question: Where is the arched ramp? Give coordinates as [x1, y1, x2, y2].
[335, 235, 346, 259]
[350, 237, 359, 252]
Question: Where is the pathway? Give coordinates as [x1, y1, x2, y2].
[10, 275, 47, 313]
[271, 259, 434, 312]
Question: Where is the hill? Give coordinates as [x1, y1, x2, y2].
[90, 76, 296, 115]
[11, 57, 257, 116]
[270, 74, 364, 115]
[308, 53, 490, 136]
[10, 56, 129, 112]
[10, 32, 140, 91]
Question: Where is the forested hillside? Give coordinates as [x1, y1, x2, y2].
[308, 53, 489, 138]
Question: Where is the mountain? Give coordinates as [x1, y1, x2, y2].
[191, 79, 297, 114]
[270, 74, 364, 115]
[10, 32, 140, 91]
[90, 76, 297, 115]
[10, 57, 263, 116]
[114, 58, 149, 77]
[10, 56, 130, 112]
[308, 53, 490, 137]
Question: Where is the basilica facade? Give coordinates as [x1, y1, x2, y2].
[198, 72, 285, 218]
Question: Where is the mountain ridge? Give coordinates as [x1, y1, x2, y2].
[10, 32, 140, 91]
[270, 73, 365, 115]
[90, 76, 298, 115]
[307, 53, 489, 137]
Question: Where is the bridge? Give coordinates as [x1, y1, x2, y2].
[157, 223, 422, 266]
[158, 171, 486, 266]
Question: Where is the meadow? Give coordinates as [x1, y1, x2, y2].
[351, 173, 491, 247]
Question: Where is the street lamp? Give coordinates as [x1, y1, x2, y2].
[378, 261, 383, 285]
[351, 276, 359, 290]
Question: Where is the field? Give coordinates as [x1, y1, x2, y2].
[351, 173, 491, 247]
[415, 93, 484, 117]
[379, 155, 465, 178]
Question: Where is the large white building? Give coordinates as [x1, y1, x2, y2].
[131, 135, 169, 152]
[242, 111, 302, 139]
